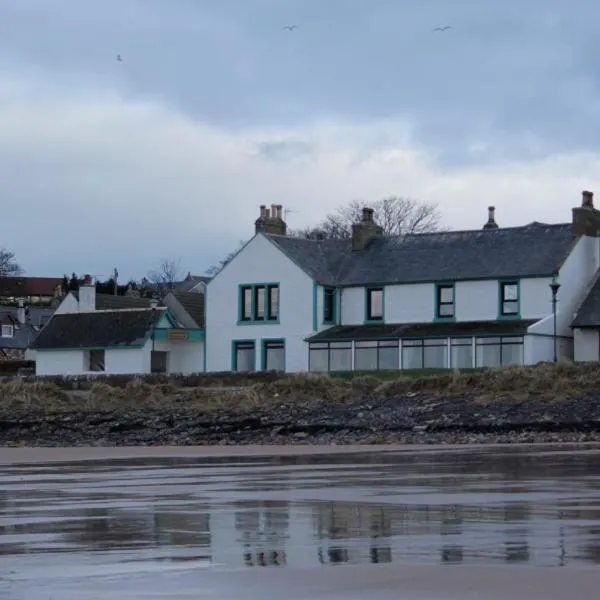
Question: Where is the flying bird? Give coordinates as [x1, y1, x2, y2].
[116, 54, 123, 61]
[433, 26, 452, 32]
[283, 25, 298, 31]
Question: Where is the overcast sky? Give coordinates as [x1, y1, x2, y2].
[2, 0, 600, 281]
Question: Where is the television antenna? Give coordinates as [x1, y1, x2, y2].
[284, 208, 299, 219]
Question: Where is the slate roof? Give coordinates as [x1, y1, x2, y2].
[30, 308, 166, 350]
[171, 291, 204, 327]
[73, 292, 157, 309]
[306, 320, 538, 342]
[0, 277, 63, 297]
[0, 306, 55, 350]
[572, 274, 600, 327]
[266, 222, 575, 286]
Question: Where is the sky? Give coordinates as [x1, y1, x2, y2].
[2, 0, 600, 281]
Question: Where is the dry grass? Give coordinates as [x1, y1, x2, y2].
[2, 362, 600, 412]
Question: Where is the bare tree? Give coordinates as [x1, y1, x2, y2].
[295, 196, 442, 239]
[0, 249, 23, 277]
[147, 257, 183, 293]
[205, 240, 247, 276]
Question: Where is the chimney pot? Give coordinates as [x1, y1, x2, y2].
[483, 205, 498, 229]
[582, 190, 594, 209]
[362, 207, 374, 222]
[276, 204, 283, 219]
[259, 205, 267, 218]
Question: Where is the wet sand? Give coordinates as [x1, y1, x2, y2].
[4, 441, 600, 464]
[3, 444, 600, 599]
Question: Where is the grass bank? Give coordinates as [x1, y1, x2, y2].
[0, 362, 599, 413]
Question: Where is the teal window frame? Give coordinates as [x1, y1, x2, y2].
[498, 279, 521, 319]
[323, 287, 337, 324]
[434, 282, 456, 321]
[231, 339, 256, 372]
[365, 286, 384, 323]
[238, 283, 280, 325]
[261, 338, 286, 371]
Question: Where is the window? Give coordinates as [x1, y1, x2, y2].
[86, 349, 105, 372]
[354, 340, 399, 371]
[240, 287, 253, 321]
[366, 287, 384, 322]
[268, 285, 279, 320]
[500, 281, 519, 316]
[476, 336, 524, 367]
[263, 339, 285, 371]
[450, 338, 473, 369]
[308, 342, 352, 372]
[436, 284, 455, 319]
[233, 340, 256, 372]
[401, 339, 448, 369]
[1, 325, 14, 338]
[323, 287, 336, 324]
[239, 284, 279, 323]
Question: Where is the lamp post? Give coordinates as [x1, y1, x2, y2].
[549, 277, 561, 363]
[150, 298, 158, 372]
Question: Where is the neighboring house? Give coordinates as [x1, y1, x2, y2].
[206, 196, 600, 373]
[31, 276, 204, 375]
[0, 302, 55, 360]
[0, 276, 65, 306]
[140, 273, 211, 297]
[163, 291, 205, 329]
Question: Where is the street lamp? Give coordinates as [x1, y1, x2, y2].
[549, 277, 561, 363]
[150, 298, 158, 372]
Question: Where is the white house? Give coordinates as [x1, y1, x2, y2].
[206, 193, 600, 373]
[31, 276, 205, 376]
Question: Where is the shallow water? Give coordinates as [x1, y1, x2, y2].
[2, 444, 600, 599]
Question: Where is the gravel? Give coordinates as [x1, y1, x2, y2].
[3, 390, 600, 447]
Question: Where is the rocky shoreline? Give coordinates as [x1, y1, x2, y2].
[3, 391, 600, 447]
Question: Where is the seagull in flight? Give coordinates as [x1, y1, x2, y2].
[433, 25, 452, 32]
[283, 25, 298, 31]
[116, 54, 123, 61]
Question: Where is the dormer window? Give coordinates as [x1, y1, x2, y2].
[2, 325, 14, 338]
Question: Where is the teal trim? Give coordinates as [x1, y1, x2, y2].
[434, 281, 456, 321]
[37, 344, 144, 351]
[339, 274, 553, 288]
[306, 332, 527, 343]
[497, 279, 521, 320]
[237, 282, 280, 325]
[260, 338, 286, 371]
[312, 281, 318, 331]
[364, 286, 385, 323]
[231, 339, 256, 372]
[322, 286, 337, 325]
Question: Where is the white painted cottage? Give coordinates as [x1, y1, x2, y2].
[31, 276, 204, 376]
[206, 193, 600, 373]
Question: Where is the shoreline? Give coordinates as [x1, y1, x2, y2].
[3, 441, 600, 465]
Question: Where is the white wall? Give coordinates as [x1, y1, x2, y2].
[554, 235, 600, 335]
[573, 328, 599, 361]
[53, 293, 79, 314]
[152, 339, 204, 374]
[36, 350, 85, 375]
[340, 277, 561, 325]
[206, 234, 313, 372]
[104, 347, 147, 374]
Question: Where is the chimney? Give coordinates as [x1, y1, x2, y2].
[254, 203, 287, 236]
[572, 189, 600, 237]
[79, 274, 96, 312]
[483, 206, 498, 229]
[17, 298, 26, 325]
[352, 207, 383, 251]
